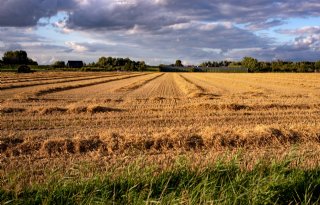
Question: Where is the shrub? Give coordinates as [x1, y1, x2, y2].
[17, 65, 32, 73]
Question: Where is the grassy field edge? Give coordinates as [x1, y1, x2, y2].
[1, 158, 320, 204]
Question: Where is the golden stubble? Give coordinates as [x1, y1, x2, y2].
[1, 72, 320, 185]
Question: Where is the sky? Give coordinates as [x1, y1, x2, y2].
[0, 0, 319, 65]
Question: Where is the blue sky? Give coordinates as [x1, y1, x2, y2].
[0, 0, 319, 65]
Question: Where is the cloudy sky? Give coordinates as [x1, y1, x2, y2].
[0, 0, 319, 65]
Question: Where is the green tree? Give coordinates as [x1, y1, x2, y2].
[106, 57, 113, 66]
[175, 60, 183, 67]
[52, 61, 65, 68]
[315, 61, 320, 72]
[124, 61, 132, 71]
[297, 62, 307, 72]
[2, 50, 37, 65]
[97, 57, 107, 67]
[241, 57, 259, 72]
[87, 62, 96, 67]
[271, 60, 283, 72]
[138, 61, 146, 71]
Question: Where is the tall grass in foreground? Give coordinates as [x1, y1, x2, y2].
[1, 158, 320, 204]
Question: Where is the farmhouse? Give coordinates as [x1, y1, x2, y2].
[67, 61, 84, 68]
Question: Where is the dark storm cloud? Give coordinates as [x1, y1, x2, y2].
[76, 22, 271, 63]
[1, 0, 319, 29]
[0, 0, 319, 63]
[59, 0, 320, 31]
[0, 0, 73, 27]
[145, 22, 271, 52]
[0, 27, 45, 42]
[65, 0, 187, 31]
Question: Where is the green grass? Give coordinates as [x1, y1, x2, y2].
[1, 159, 320, 204]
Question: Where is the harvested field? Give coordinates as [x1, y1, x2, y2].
[1, 72, 320, 201]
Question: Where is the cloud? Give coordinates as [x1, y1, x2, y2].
[277, 26, 320, 35]
[59, 0, 320, 32]
[1, 0, 320, 29]
[65, 41, 89, 52]
[246, 19, 285, 30]
[65, 0, 187, 31]
[0, 27, 72, 64]
[0, 0, 320, 63]
[276, 26, 320, 53]
[0, 0, 74, 27]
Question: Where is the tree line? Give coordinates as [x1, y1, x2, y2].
[1, 50, 319, 72]
[241, 57, 320, 72]
[42, 56, 320, 73]
[92, 56, 147, 71]
[200, 61, 233, 67]
[52, 56, 147, 71]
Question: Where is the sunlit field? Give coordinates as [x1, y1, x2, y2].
[1, 72, 320, 203]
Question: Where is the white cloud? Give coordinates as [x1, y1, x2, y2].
[65, 41, 89, 52]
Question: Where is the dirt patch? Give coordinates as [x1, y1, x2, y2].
[40, 137, 106, 156]
[42, 139, 75, 156]
[0, 107, 26, 114]
[11, 142, 42, 156]
[87, 105, 123, 113]
[0, 137, 24, 153]
[225, 103, 250, 111]
[150, 97, 166, 101]
[185, 135, 205, 150]
[77, 138, 104, 153]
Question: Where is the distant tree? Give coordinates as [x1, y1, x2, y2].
[98, 57, 107, 67]
[175, 60, 183, 67]
[138, 61, 146, 71]
[87, 62, 96, 67]
[2, 50, 37, 65]
[271, 60, 283, 72]
[258, 62, 271, 72]
[52, 61, 65, 68]
[241, 57, 259, 72]
[315, 61, 320, 72]
[106, 57, 113, 65]
[228, 61, 242, 68]
[124, 61, 131, 71]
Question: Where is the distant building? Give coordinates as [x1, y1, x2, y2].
[67, 61, 84, 68]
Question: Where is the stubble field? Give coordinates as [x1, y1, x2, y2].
[1, 71, 320, 203]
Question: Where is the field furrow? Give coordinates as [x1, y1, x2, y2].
[190, 73, 320, 97]
[1, 73, 136, 99]
[0, 73, 123, 90]
[1, 72, 95, 83]
[182, 73, 264, 94]
[115, 73, 164, 92]
[126, 73, 185, 99]
[42, 73, 158, 100]
[174, 73, 207, 97]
